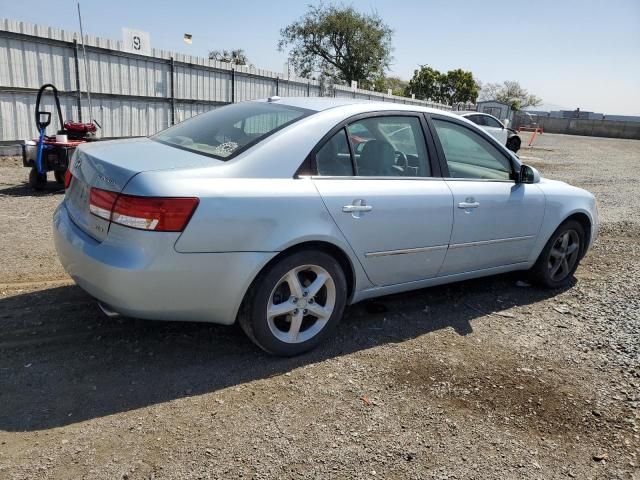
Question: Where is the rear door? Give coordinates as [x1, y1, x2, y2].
[427, 115, 545, 275]
[311, 113, 453, 287]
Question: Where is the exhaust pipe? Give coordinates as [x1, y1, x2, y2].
[98, 302, 121, 318]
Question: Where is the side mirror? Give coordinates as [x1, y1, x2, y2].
[519, 164, 540, 184]
[503, 119, 510, 128]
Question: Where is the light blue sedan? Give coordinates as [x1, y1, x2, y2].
[53, 97, 598, 356]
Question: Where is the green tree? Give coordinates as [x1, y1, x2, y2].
[439, 69, 479, 105]
[372, 75, 409, 96]
[408, 66, 478, 105]
[209, 49, 250, 66]
[278, 4, 393, 86]
[406, 65, 443, 102]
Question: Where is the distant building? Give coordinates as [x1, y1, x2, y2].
[558, 109, 604, 120]
[524, 108, 640, 123]
[475, 101, 514, 126]
[600, 114, 640, 123]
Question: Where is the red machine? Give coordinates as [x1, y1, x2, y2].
[22, 84, 99, 190]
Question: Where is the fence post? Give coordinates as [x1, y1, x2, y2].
[169, 57, 176, 126]
[72, 39, 83, 122]
[276, 76, 279, 96]
[231, 68, 235, 103]
[307, 81, 310, 97]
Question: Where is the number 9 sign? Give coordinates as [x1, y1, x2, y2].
[122, 28, 151, 55]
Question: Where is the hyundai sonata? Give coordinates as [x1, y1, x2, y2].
[53, 97, 598, 356]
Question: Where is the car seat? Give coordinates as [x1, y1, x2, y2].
[358, 140, 403, 176]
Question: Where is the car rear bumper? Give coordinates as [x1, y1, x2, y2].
[53, 202, 276, 324]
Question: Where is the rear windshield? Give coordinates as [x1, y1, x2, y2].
[151, 102, 312, 160]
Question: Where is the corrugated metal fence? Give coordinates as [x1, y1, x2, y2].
[0, 18, 450, 144]
[333, 84, 451, 110]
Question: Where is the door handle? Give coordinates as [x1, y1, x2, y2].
[458, 201, 480, 209]
[342, 199, 372, 218]
[342, 205, 373, 213]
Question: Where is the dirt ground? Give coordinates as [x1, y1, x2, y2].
[0, 133, 638, 479]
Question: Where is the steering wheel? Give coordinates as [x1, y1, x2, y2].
[394, 150, 408, 169]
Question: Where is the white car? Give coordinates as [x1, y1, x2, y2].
[457, 112, 521, 153]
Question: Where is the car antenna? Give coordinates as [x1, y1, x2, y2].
[77, 2, 95, 128]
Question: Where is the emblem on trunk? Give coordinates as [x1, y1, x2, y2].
[97, 174, 117, 186]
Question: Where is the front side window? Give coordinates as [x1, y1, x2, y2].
[153, 102, 311, 160]
[347, 116, 431, 177]
[432, 119, 513, 180]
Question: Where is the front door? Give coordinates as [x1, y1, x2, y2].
[429, 116, 545, 276]
[482, 114, 509, 145]
[311, 114, 453, 287]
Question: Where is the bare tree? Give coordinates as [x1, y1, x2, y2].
[479, 80, 542, 110]
[478, 82, 502, 102]
[209, 49, 250, 66]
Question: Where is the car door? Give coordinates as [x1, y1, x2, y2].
[311, 113, 453, 287]
[428, 115, 545, 276]
[482, 114, 508, 145]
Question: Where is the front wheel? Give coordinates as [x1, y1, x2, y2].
[506, 136, 521, 153]
[528, 220, 585, 288]
[238, 250, 347, 356]
[29, 168, 47, 190]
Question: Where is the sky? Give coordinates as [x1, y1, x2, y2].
[2, 0, 639, 115]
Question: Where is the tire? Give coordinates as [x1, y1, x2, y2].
[528, 220, 585, 289]
[54, 170, 66, 185]
[29, 168, 47, 190]
[506, 136, 521, 153]
[238, 250, 347, 356]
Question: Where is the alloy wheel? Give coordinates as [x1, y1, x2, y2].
[547, 229, 580, 281]
[266, 265, 336, 344]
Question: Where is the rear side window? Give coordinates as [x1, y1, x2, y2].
[152, 102, 311, 160]
[483, 116, 503, 128]
[316, 129, 354, 176]
[315, 115, 431, 178]
[348, 116, 431, 177]
[467, 114, 486, 126]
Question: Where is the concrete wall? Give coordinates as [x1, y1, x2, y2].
[515, 113, 640, 140]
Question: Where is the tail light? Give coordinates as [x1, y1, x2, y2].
[64, 169, 73, 189]
[89, 188, 118, 221]
[89, 187, 199, 232]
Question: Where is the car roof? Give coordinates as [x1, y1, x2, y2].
[455, 111, 487, 116]
[251, 96, 461, 119]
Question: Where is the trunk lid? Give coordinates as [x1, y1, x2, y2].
[65, 137, 221, 241]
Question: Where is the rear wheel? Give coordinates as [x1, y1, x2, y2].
[528, 220, 584, 288]
[29, 168, 47, 190]
[238, 250, 347, 356]
[506, 136, 521, 153]
[54, 170, 66, 185]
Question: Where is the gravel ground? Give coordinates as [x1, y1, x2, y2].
[0, 133, 638, 479]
